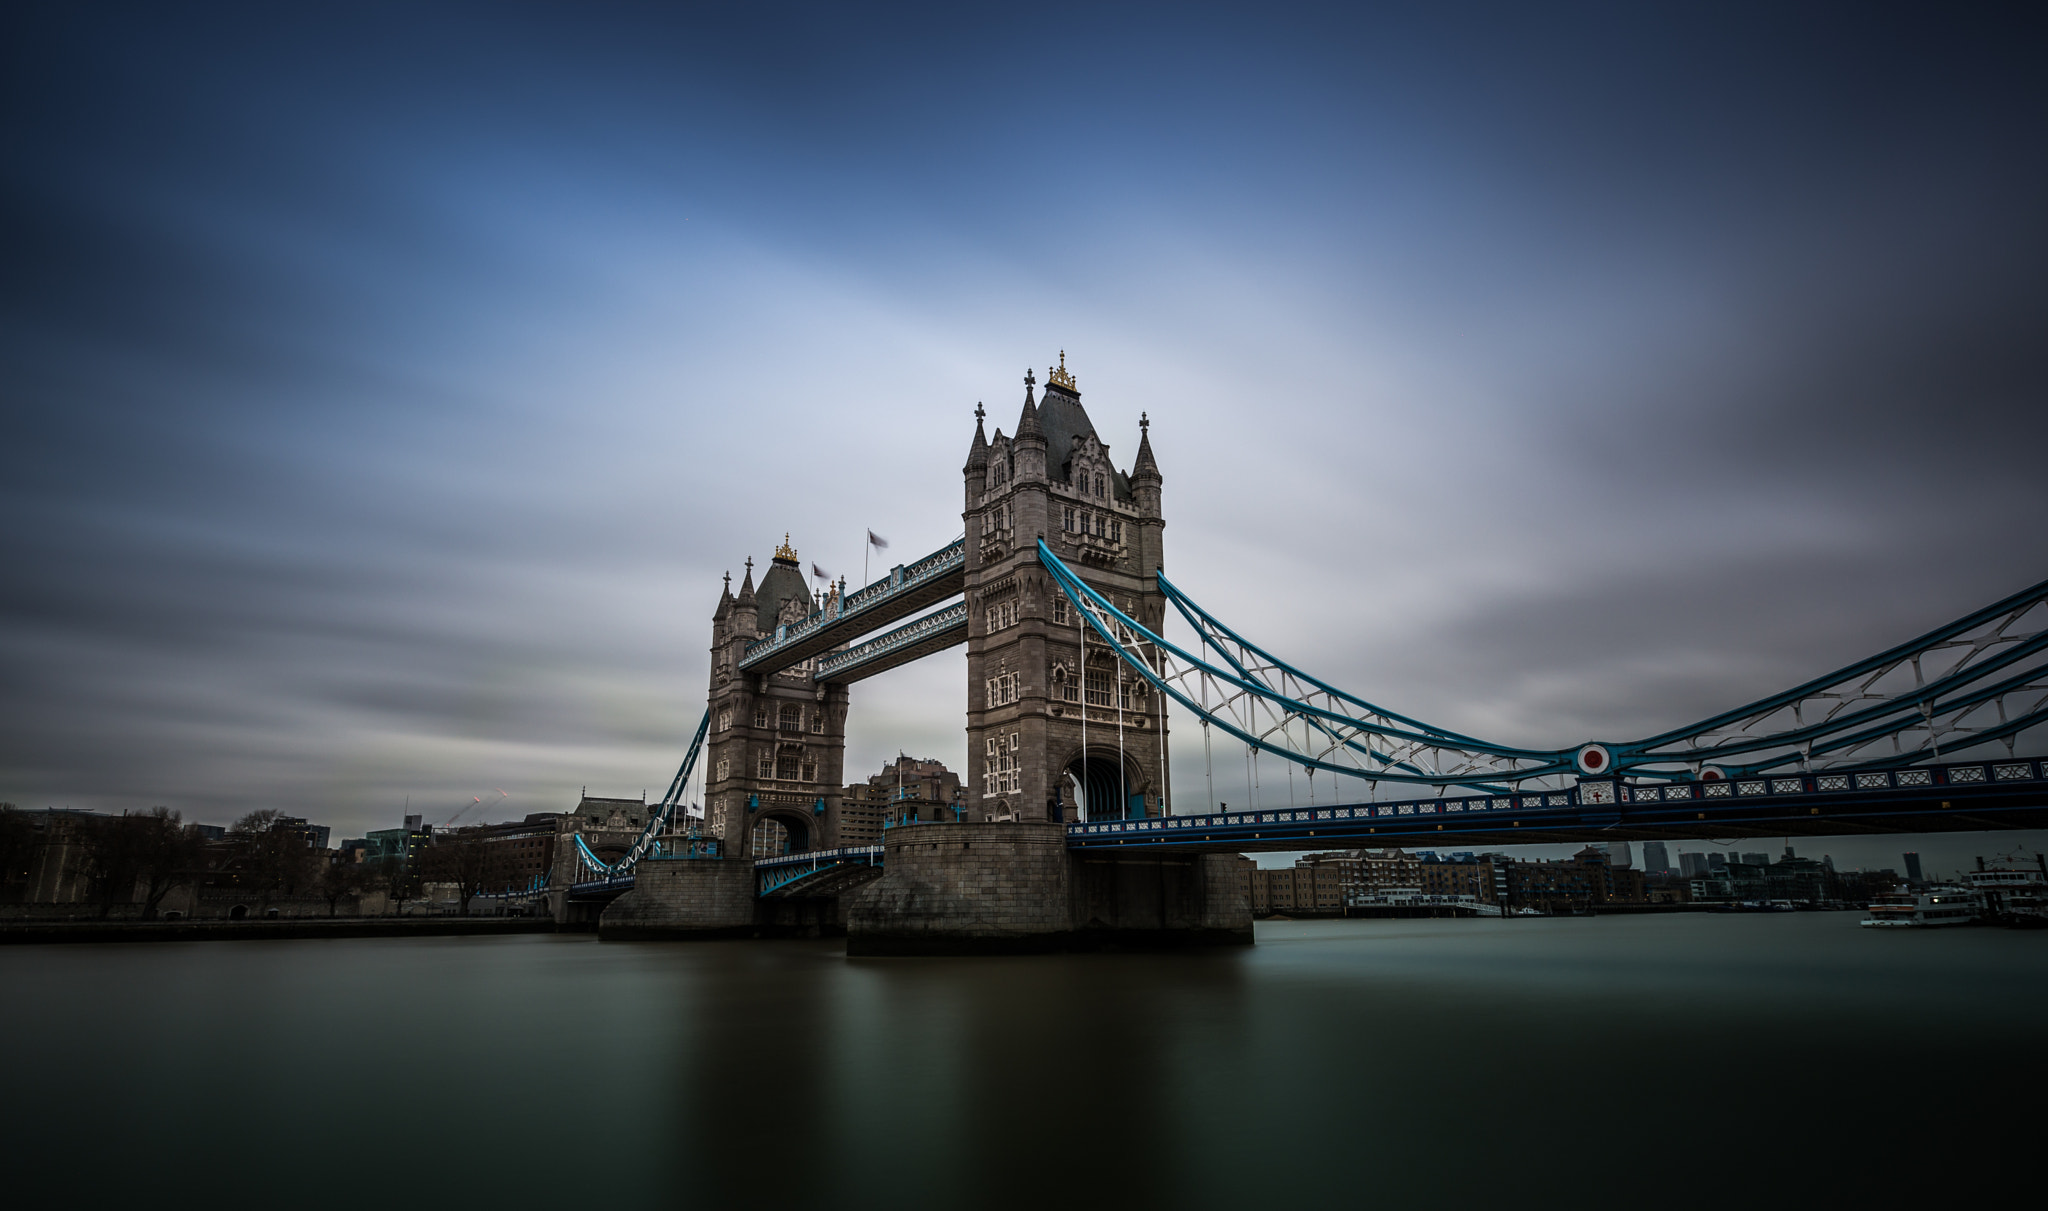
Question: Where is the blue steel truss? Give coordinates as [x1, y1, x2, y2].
[1037, 540, 2048, 790]
[813, 602, 968, 682]
[740, 539, 966, 673]
[754, 845, 884, 896]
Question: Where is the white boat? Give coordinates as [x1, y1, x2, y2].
[1861, 887, 1982, 927]
[1962, 856, 2048, 924]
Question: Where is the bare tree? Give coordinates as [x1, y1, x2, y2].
[316, 855, 368, 917]
[375, 854, 418, 916]
[131, 808, 204, 919]
[419, 832, 522, 916]
[228, 810, 317, 907]
[71, 815, 142, 918]
[72, 809, 205, 919]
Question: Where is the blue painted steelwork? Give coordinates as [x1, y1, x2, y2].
[567, 874, 635, 900]
[1039, 539, 1569, 790]
[478, 711, 714, 903]
[812, 601, 968, 682]
[1038, 540, 2048, 789]
[570, 707, 714, 882]
[1065, 759, 2048, 852]
[754, 844, 884, 896]
[739, 539, 965, 673]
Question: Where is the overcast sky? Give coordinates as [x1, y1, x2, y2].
[3, 3, 2043, 871]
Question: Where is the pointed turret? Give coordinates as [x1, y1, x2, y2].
[1016, 369, 1044, 445]
[1131, 410, 1163, 524]
[713, 570, 733, 622]
[731, 556, 761, 644]
[1131, 411, 1160, 482]
[1012, 368, 1047, 483]
[965, 403, 989, 472]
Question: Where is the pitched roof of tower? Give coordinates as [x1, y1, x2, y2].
[1038, 380, 1131, 501]
[754, 537, 810, 635]
[713, 571, 733, 621]
[735, 560, 756, 606]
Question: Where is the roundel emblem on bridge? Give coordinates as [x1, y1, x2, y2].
[1574, 744, 1612, 776]
[1698, 765, 1726, 782]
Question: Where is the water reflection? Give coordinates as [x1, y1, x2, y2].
[2, 917, 2039, 1208]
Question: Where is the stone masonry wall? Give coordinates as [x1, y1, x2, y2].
[599, 858, 756, 940]
[847, 821, 1072, 954]
[1068, 852, 1253, 945]
[848, 821, 1252, 953]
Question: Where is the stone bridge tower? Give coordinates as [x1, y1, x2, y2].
[703, 538, 850, 857]
[962, 354, 1169, 824]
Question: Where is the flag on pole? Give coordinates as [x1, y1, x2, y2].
[868, 530, 889, 551]
[811, 562, 831, 583]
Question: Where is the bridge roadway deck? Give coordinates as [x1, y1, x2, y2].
[568, 760, 2046, 898]
[738, 540, 965, 677]
[1069, 758, 2048, 854]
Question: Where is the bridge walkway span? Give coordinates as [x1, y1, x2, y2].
[1069, 758, 2048, 855]
[739, 540, 964, 677]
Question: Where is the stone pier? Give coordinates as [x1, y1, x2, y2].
[597, 858, 755, 940]
[846, 821, 1253, 955]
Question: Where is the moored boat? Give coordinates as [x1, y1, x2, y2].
[1860, 887, 1982, 928]
[1962, 851, 2048, 926]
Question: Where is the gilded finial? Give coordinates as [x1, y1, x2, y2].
[775, 533, 799, 562]
[1047, 350, 1076, 391]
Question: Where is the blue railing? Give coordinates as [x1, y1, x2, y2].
[754, 845, 885, 896]
[1065, 758, 2048, 847]
[814, 602, 968, 680]
[647, 835, 723, 860]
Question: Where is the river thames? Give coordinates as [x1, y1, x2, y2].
[4, 914, 2039, 1208]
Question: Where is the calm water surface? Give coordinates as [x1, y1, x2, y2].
[4, 915, 2040, 1208]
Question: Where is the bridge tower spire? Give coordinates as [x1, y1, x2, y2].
[963, 354, 1170, 824]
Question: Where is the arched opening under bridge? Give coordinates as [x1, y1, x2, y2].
[1065, 750, 1144, 822]
[750, 814, 809, 857]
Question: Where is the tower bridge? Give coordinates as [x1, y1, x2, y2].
[513, 354, 2047, 951]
